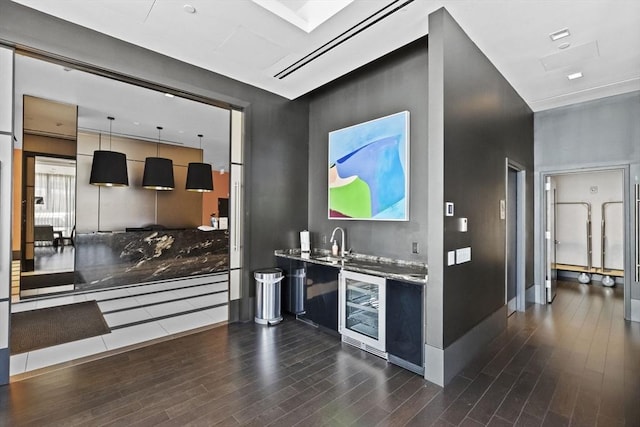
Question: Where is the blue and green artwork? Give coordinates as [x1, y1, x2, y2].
[328, 111, 409, 221]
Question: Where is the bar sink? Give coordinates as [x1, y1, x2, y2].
[313, 255, 346, 264]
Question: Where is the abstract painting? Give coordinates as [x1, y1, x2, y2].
[328, 111, 409, 220]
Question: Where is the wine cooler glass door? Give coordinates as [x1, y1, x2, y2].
[340, 271, 386, 351]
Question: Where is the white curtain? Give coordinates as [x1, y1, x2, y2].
[34, 172, 75, 235]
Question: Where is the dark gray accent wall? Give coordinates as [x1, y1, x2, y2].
[247, 96, 309, 271]
[0, 0, 309, 320]
[305, 38, 428, 261]
[437, 9, 534, 347]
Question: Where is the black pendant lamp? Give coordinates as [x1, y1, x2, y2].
[142, 126, 175, 190]
[90, 116, 129, 187]
[186, 134, 214, 192]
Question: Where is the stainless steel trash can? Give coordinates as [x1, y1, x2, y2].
[254, 268, 284, 325]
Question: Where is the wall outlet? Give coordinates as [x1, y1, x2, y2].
[322, 234, 327, 244]
[412, 242, 419, 254]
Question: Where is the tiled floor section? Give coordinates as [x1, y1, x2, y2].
[10, 273, 229, 375]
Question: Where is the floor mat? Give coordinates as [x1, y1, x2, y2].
[11, 301, 110, 355]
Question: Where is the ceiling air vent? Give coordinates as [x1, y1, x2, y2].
[273, 0, 415, 80]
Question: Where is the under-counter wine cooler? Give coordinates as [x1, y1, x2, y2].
[338, 270, 387, 359]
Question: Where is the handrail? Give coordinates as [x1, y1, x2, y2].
[600, 201, 623, 273]
[234, 180, 240, 253]
[636, 184, 640, 282]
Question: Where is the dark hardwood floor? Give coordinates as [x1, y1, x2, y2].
[1, 281, 639, 426]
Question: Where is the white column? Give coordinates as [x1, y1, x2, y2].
[0, 45, 15, 385]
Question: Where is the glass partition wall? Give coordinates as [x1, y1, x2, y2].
[13, 53, 234, 299]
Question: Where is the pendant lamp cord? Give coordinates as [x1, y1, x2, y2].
[157, 126, 162, 156]
[198, 134, 203, 161]
[154, 126, 163, 224]
[107, 116, 114, 150]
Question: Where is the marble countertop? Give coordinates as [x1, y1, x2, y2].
[76, 229, 228, 290]
[274, 248, 428, 285]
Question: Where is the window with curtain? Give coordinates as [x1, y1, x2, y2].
[34, 172, 76, 236]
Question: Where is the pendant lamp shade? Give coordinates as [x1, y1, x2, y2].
[90, 150, 129, 187]
[186, 134, 213, 192]
[143, 157, 175, 190]
[142, 126, 175, 190]
[90, 117, 129, 187]
[186, 162, 214, 192]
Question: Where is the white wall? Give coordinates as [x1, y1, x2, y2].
[554, 170, 624, 270]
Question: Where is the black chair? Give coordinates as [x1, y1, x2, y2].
[54, 226, 75, 249]
[34, 225, 55, 248]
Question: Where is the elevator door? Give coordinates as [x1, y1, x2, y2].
[506, 168, 518, 316]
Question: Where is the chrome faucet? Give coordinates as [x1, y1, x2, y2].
[330, 226, 346, 257]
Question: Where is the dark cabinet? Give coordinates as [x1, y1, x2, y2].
[386, 279, 424, 374]
[300, 263, 339, 332]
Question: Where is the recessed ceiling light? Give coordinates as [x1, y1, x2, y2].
[567, 71, 583, 80]
[178, 130, 184, 134]
[558, 42, 571, 50]
[133, 121, 140, 125]
[183, 4, 196, 14]
[164, 93, 175, 98]
[549, 28, 570, 41]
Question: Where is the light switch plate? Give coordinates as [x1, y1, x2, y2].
[456, 247, 471, 264]
[447, 251, 455, 266]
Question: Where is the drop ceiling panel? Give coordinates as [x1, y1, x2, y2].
[216, 27, 288, 69]
[540, 41, 600, 72]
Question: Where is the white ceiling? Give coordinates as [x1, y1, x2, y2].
[10, 0, 640, 112]
[14, 55, 231, 170]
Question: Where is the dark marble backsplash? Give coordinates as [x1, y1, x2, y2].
[75, 229, 229, 290]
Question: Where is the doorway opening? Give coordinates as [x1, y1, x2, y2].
[543, 168, 626, 309]
[33, 156, 76, 271]
[20, 155, 77, 296]
[506, 160, 526, 316]
[20, 154, 77, 297]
